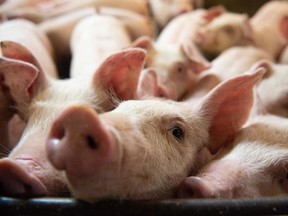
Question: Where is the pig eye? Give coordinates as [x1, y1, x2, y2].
[223, 25, 235, 35]
[176, 63, 186, 74]
[170, 126, 185, 141]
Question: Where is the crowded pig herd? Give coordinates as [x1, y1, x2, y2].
[0, 0, 288, 203]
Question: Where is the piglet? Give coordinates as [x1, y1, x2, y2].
[177, 95, 288, 198]
[0, 41, 145, 197]
[251, 0, 288, 60]
[157, 6, 254, 59]
[45, 69, 264, 202]
[132, 36, 210, 100]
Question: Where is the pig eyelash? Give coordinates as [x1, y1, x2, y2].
[0, 144, 11, 157]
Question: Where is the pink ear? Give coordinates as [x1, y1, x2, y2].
[93, 48, 146, 100]
[136, 68, 158, 99]
[248, 59, 274, 79]
[197, 68, 265, 154]
[203, 5, 226, 22]
[181, 43, 211, 73]
[241, 15, 255, 44]
[280, 16, 288, 40]
[131, 36, 154, 51]
[1, 41, 42, 70]
[0, 57, 39, 106]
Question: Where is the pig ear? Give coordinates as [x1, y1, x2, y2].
[93, 48, 146, 101]
[0, 57, 39, 106]
[249, 90, 268, 118]
[197, 68, 265, 154]
[131, 36, 154, 52]
[203, 5, 226, 22]
[136, 68, 158, 99]
[280, 16, 288, 40]
[180, 43, 211, 73]
[248, 59, 274, 79]
[1, 41, 42, 70]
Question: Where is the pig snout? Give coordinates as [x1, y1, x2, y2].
[46, 105, 116, 178]
[177, 176, 216, 198]
[0, 158, 47, 197]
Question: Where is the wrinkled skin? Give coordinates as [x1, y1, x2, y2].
[45, 70, 263, 202]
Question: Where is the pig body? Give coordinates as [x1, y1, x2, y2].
[45, 70, 264, 202]
[70, 15, 132, 78]
[177, 113, 288, 198]
[251, 1, 288, 59]
[157, 7, 253, 59]
[257, 64, 288, 118]
[1, 0, 149, 23]
[38, 7, 154, 63]
[0, 41, 146, 197]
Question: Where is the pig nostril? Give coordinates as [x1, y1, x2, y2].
[86, 135, 98, 150]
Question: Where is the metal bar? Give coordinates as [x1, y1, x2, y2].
[1, 196, 288, 216]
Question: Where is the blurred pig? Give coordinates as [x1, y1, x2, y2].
[177, 97, 288, 198]
[251, 0, 288, 60]
[38, 7, 154, 65]
[45, 69, 264, 202]
[70, 15, 132, 78]
[181, 46, 273, 102]
[132, 36, 210, 100]
[1, 0, 149, 23]
[0, 41, 146, 197]
[279, 44, 288, 64]
[157, 6, 254, 59]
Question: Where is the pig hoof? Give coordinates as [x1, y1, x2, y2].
[0, 158, 47, 197]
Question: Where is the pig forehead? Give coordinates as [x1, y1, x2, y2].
[115, 100, 191, 116]
[209, 13, 245, 27]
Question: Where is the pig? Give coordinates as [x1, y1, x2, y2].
[38, 6, 154, 65]
[0, 41, 146, 197]
[70, 14, 141, 78]
[132, 36, 210, 100]
[0, 19, 58, 153]
[181, 46, 273, 102]
[251, 0, 288, 60]
[45, 69, 264, 202]
[157, 6, 254, 59]
[177, 96, 288, 198]
[1, 0, 150, 24]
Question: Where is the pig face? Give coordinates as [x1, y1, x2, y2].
[196, 12, 254, 58]
[0, 41, 146, 197]
[149, 0, 193, 28]
[46, 69, 264, 202]
[132, 36, 210, 100]
[177, 114, 288, 198]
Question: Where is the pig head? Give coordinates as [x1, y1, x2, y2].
[45, 69, 264, 202]
[132, 36, 210, 100]
[0, 40, 146, 197]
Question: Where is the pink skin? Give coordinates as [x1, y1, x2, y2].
[177, 113, 288, 199]
[0, 41, 146, 197]
[45, 70, 263, 202]
[251, 1, 288, 59]
[132, 36, 210, 100]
